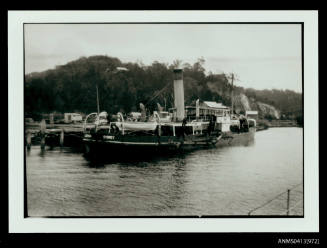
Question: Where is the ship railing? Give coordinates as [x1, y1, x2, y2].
[153, 111, 161, 136]
[117, 112, 125, 135]
[83, 112, 98, 132]
[247, 118, 257, 128]
[115, 112, 162, 136]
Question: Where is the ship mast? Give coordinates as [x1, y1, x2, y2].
[99, 66, 128, 115]
[96, 83, 100, 115]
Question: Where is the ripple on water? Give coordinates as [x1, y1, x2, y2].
[26, 128, 303, 216]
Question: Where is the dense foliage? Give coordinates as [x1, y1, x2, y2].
[244, 88, 303, 120]
[25, 55, 302, 121]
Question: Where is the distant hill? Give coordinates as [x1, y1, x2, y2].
[25, 55, 302, 122]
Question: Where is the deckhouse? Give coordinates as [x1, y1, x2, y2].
[184, 101, 231, 132]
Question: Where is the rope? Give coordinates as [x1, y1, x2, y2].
[285, 199, 303, 214]
[289, 189, 303, 194]
[248, 182, 303, 215]
[144, 82, 172, 107]
[289, 183, 303, 190]
[248, 191, 286, 215]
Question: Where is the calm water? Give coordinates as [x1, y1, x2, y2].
[26, 127, 303, 216]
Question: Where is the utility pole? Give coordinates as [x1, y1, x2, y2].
[231, 73, 234, 116]
[96, 83, 100, 114]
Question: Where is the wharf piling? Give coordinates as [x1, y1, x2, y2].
[60, 129, 64, 147]
[25, 122, 85, 149]
[50, 114, 54, 125]
[26, 131, 32, 150]
[286, 189, 290, 215]
[40, 119, 46, 150]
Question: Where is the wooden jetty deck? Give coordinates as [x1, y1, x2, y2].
[25, 121, 86, 149]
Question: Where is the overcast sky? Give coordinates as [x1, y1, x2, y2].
[25, 24, 302, 92]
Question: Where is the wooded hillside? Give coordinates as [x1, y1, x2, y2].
[25, 56, 303, 122]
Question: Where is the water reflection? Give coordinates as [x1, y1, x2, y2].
[39, 148, 46, 157]
[82, 137, 254, 167]
[26, 128, 303, 216]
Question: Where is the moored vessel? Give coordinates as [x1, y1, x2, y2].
[82, 68, 256, 156]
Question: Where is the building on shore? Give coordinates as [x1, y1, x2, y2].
[245, 110, 258, 120]
[64, 113, 83, 123]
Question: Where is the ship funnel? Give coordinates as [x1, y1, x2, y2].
[173, 68, 185, 121]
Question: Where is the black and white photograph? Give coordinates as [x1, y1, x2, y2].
[8, 10, 319, 234]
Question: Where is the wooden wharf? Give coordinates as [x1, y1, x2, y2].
[25, 120, 85, 149]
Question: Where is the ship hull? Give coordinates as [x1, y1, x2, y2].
[216, 127, 255, 147]
[82, 127, 255, 159]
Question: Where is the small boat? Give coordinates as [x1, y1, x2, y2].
[82, 69, 256, 156]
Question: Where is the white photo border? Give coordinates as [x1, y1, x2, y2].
[8, 10, 319, 233]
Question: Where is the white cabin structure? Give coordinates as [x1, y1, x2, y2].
[64, 113, 83, 123]
[245, 110, 258, 120]
[184, 101, 231, 132]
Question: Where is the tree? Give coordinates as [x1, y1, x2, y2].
[24, 55, 302, 122]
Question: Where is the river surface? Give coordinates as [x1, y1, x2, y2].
[26, 127, 303, 216]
